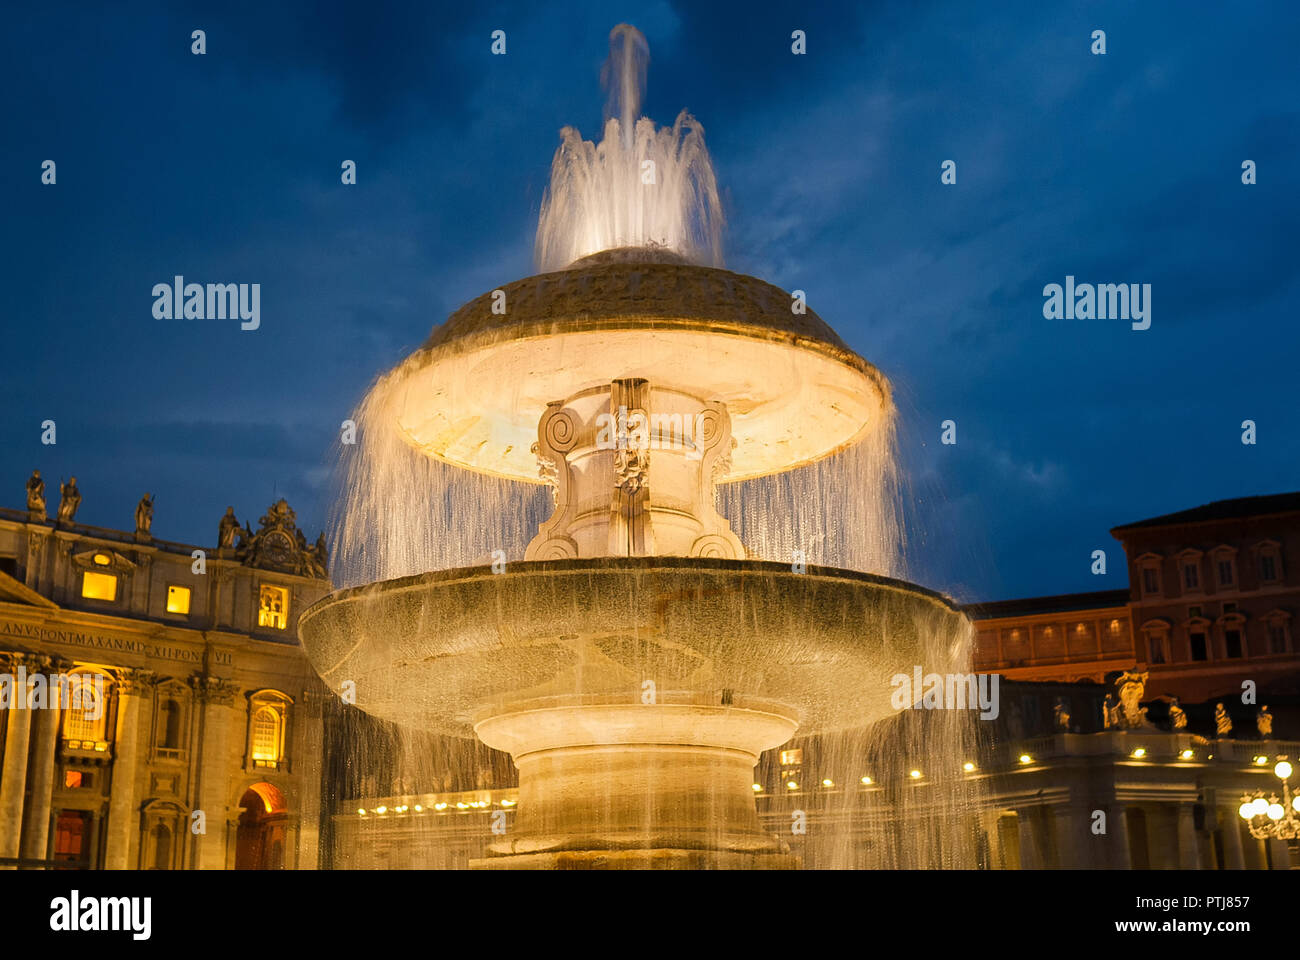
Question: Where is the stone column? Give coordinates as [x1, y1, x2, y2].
[1220, 807, 1245, 868]
[1017, 808, 1040, 869]
[20, 659, 63, 864]
[104, 670, 155, 869]
[189, 675, 239, 870]
[0, 659, 34, 867]
[1109, 803, 1132, 869]
[1177, 803, 1201, 869]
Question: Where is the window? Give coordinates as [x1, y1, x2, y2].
[1147, 631, 1168, 665]
[1189, 631, 1208, 662]
[1223, 601, 1237, 614]
[779, 748, 803, 766]
[64, 770, 83, 789]
[1224, 629, 1243, 659]
[1142, 568, 1159, 595]
[1183, 563, 1199, 590]
[159, 699, 181, 750]
[80, 571, 117, 602]
[62, 678, 108, 749]
[1269, 623, 1288, 654]
[166, 585, 191, 615]
[1218, 560, 1234, 586]
[1260, 555, 1278, 583]
[257, 585, 289, 629]
[251, 707, 283, 767]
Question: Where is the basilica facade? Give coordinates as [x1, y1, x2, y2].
[0, 477, 330, 870]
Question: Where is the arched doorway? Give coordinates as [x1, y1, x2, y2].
[235, 782, 288, 869]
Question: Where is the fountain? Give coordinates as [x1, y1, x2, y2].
[302, 24, 977, 869]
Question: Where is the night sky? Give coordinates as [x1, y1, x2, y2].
[3, 0, 1297, 604]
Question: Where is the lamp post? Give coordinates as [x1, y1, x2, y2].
[1238, 759, 1300, 840]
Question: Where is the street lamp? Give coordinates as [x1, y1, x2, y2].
[1239, 758, 1300, 839]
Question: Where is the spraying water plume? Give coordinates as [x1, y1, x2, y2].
[535, 24, 723, 272]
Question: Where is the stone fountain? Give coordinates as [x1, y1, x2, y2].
[300, 25, 970, 869]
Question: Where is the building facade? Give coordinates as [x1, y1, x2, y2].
[0, 479, 330, 870]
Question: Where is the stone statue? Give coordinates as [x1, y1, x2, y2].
[134, 493, 154, 538]
[1168, 696, 1187, 730]
[309, 533, 329, 579]
[1215, 702, 1232, 737]
[1053, 696, 1070, 731]
[1102, 694, 1120, 730]
[1257, 705, 1273, 738]
[26, 470, 46, 519]
[1116, 670, 1150, 728]
[56, 476, 82, 522]
[218, 507, 241, 548]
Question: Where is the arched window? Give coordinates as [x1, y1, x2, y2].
[251, 706, 282, 766]
[160, 699, 181, 749]
[152, 823, 172, 870]
[62, 675, 108, 750]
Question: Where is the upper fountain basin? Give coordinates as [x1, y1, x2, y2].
[381, 254, 890, 484]
[297, 556, 967, 737]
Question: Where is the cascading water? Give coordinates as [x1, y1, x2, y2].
[535, 24, 723, 272]
[313, 23, 987, 870]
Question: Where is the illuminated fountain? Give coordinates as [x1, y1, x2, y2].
[302, 24, 975, 869]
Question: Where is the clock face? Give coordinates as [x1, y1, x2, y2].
[264, 531, 294, 566]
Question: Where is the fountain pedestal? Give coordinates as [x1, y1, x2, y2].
[471, 696, 799, 869]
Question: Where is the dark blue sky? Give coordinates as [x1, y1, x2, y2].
[3, 0, 1297, 603]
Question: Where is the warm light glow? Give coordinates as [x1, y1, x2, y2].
[1254, 755, 1269, 766]
[1293, 796, 1300, 813]
[779, 749, 803, 766]
[963, 762, 976, 772]
[93, 553, 111, 565]
[1238, 802, 1254, 820]
[456, 802, 469, 809]
[250, 707, 282, 765]
[860, 776, 872, 785]
[751, 783, 762, 792]
[166, 584, 191, 614]
[1180, 749, 1194, 760]
[1019, 754, 1032, 765]
[1268, 803, 1284, 821]
[80, 571, 117, 601]
[1131, 748, 1146, 759]
[500, 799, 515, 807]
[257, 584, 290, 629]
[909, 769, 921, 779]
[434, 803, 448, 811]
[413, 805, 423, 812]
[1275, 761, 1293, 780]
[64, 770, 83, 789]
[786, 781, 798, 790]
[357, 808, 366, 816]
[375, 806, 387, 814]
[821, 778, 834, 787]
[1251, 797, 1269, 816]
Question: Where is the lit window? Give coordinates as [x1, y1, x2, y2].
[779, 748, 803, 766]
[257, 585, 289, 629]
[92, 553, 111, 566]
[251, 707, 282, 766]
[81, 571, 117, 602]
[166, 585, 191, 615]
[64, 770, 82, 789]
[62, 679, 107, 748]
[1109, 620, 1121, 634]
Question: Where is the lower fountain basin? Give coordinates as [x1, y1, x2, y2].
[298, 557, 968, 737]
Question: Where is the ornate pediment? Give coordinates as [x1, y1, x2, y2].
[241, 499, 328, 579]
[71, 548, 137, 574]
